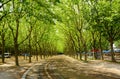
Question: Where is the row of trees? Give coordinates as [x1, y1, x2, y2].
[57, 0, 120, 62]
[0, 0, 60, 66]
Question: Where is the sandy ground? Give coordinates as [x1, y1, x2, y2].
[0, 55, 120, 79]
[0, 56, 43, 79]
[57, 55, 120, 78]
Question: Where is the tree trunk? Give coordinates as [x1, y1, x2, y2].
[1, 34, 5, 63]
[110, 39, 116, 62]
[78, 40, 82, 60]
[14, 19, 19, 66]
[93, 40, 97, 59]
[29, 37, 32, 63]
[38, 44, 42, 59]
[1, 23, 5, 63]
[80, 31, 87, 61]
[99, 32, 104, 60]
[36, 46, 38, 61]
[77, 33, 82, 60]
[84, 45, 87, 61]
[100, 42, 104, 60]
[14, 42, 19, 66]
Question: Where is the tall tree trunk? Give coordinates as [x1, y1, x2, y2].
[36, 45, 38, 61]
[1, 34, 5, 63]
[1, 23, 5, 63]
[14, 43, 19, 66]
[29, 37, 32, 63]
[99, 32, 104, 60]
[78, 37, 82, 60]
[80, 31, 87, 61]
[14, 19, 19, 66]
[110, 38, 116, 62]
[83, 39, 87, 61]
[92, 32, 97, 60]
[38, 43, 42, 59]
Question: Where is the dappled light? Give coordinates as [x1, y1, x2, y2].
[0, 0, 120, 79]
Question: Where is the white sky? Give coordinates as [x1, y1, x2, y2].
[0, 3, 3, 11]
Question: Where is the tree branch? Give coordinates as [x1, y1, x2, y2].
[18, 26, 33, 46]
[8, 23, 15, 39]
[0, 0, 11, 8]
[0, 13, 7, 21]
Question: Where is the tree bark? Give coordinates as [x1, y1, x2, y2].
[36, 45, 38, 61]
[1, 34, 5, 63]
[29, 37, 32, 63]
[78, 34, 82, 60]
[14, 19, 19, 66]
[110, 38, 116, 62]
[99, 32, 104, 60]
[80, 31, 87, 61]
[14, 42, 19, 66]
[1, 22, 6, 63]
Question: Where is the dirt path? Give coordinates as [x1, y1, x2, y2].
[47, 55, 120, 79]
[0, 55, 120, 79]
[0, 56, 42, 79]
[25, 55, 120, 79]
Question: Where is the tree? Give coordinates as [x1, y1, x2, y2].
[58, 0, 89, 61]
[0, 20, 6, 63]
[86, 0, 120, 62]
[0, 0, 12, 63]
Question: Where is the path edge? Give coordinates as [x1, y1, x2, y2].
[21, 64, 36, 79]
